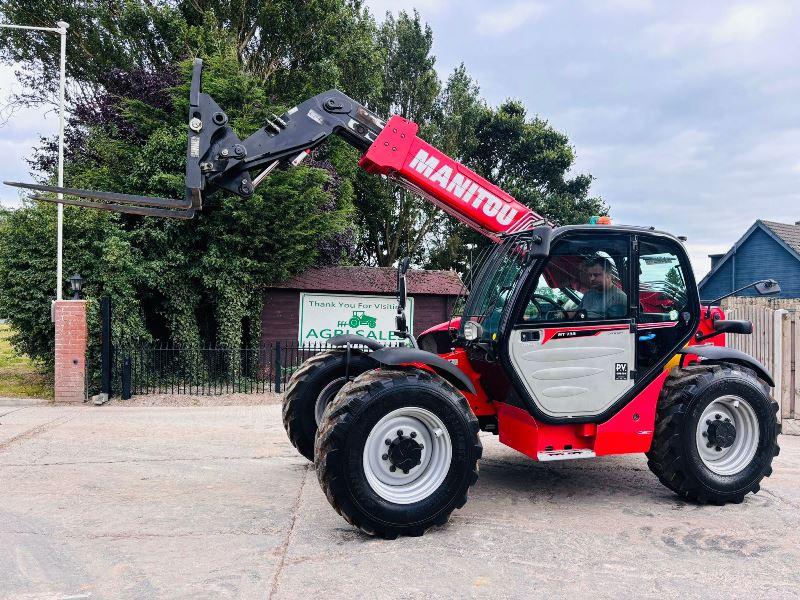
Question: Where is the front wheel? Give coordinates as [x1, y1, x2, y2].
[282, 350, 375, 461]
[315, 369, 482, 538]
[647, 363, 780, 504]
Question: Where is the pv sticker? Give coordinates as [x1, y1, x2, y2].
[615, 363, 628, 380]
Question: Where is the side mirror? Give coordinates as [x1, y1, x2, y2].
[527, 226, 552, 260]
[705, 278, 782, 316]
[395, 257, 410, 340]
[395, 308, 407, 337]
[397, 257, 410, 310]
[755, 279, 780, 296]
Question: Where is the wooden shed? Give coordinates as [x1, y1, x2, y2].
[261, 266, 464, 346]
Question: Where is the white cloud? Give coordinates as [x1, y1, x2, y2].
[476, 2, 545, 36]
[712, 4, 775, 44]
[642, 20, 704, 59]
[730, 128, 800, 172]
[584, 0, 656, 13]
[643, 1, 791, 62]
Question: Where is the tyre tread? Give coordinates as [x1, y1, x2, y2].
[646, 362, 779, 504]
[315, 368, 481, 538]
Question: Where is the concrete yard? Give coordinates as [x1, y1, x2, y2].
[1, 398, 799, 599]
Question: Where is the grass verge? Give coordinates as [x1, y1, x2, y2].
[0, 323, 53, 398]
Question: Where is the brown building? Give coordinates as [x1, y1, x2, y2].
[261, 266, 463, 346]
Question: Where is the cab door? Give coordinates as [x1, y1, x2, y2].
[506, 232, 636, 419]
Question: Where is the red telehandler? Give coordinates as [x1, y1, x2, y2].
[7, 59, 781, 538]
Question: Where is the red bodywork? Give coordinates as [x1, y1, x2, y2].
[417, 317, 461, 339]
[359, 116, 544, 240]
[410, 304, 727, 460]
[356, 114, 732, 461]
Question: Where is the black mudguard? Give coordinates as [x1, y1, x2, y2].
[678, 345, 774, 387]
[328, 334, 385, 351]
[368, 347, 476, 394]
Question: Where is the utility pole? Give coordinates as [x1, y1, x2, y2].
[0, 20, 69, 300]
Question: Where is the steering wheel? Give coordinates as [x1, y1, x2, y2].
[528, 294, 568, 321]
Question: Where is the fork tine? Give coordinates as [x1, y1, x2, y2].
[29, 195, 195, 219]
[5, 181, 193, 209]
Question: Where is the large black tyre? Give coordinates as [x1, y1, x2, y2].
[647, 363, 780, 504]
[282, 350, 375, 461]
[315, 369, 482, 538]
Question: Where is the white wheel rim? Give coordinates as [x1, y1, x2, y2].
[315, 377, 346, 426]
[695, 394, 760, 476]
[362, 407, 452, 504]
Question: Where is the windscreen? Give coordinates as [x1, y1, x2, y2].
[461, 236, 534, 341]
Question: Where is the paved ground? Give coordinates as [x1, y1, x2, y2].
[2, 399, 799, 600]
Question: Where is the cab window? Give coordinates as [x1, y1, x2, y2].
[638, 240, 689, 322]
[636, 236, 693, 375]
[520, 235, 631, 324]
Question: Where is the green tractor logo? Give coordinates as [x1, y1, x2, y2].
[347, 310, 378, 329]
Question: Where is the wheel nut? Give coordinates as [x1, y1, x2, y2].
[385, 439, 391, 445]
[382, 454, 388, 460]
[715, 414, 722, 420]
[707, 442, 713, 448]
[715, 446, 722, 452]
[724, 418, 731, 423]
[389, 466, 396, 472]
[410, 432, 417, 438]
[702, 432, 707, 437]
[706, 419, 712, 425]
[397, 430, 403, 437]
[402, 469, 409, 474]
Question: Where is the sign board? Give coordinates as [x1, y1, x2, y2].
[298, 293, 413, 344]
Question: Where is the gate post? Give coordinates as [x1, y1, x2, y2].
[98, 296, 112, 402]
[121, 356, 132, 400]
[274, 343, 282, 393]
[54, 300, 87, 402]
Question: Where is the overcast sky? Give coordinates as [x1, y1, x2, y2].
[366, 0, 800, 277]
[2, 1, 799, 278]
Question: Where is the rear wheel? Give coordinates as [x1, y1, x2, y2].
[647, 363, 780, 504]
[282, 350, 375, 461]
[315, 369, 482, 538]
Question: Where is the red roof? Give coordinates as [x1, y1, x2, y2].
[268, 266, 464, 295]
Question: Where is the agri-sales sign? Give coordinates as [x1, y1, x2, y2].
[298, 293, 413, 344]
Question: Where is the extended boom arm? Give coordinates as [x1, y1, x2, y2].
[5, 59, 545, 240]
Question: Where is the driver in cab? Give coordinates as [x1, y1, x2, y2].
[578, 256, 627, 319]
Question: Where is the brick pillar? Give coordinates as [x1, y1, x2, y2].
[54, 300, 87, 402]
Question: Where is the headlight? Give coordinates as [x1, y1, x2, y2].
[463, 321, 482, 341]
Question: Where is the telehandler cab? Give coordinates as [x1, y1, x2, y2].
[7, 59, 781, 539]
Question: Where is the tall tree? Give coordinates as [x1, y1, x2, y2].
[353, 10, 441, 267]
[427, 99, 606, 274]
[0, 1, 186, 106]
[466, 100, 602, 224]
[0, 0, 381, 106]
